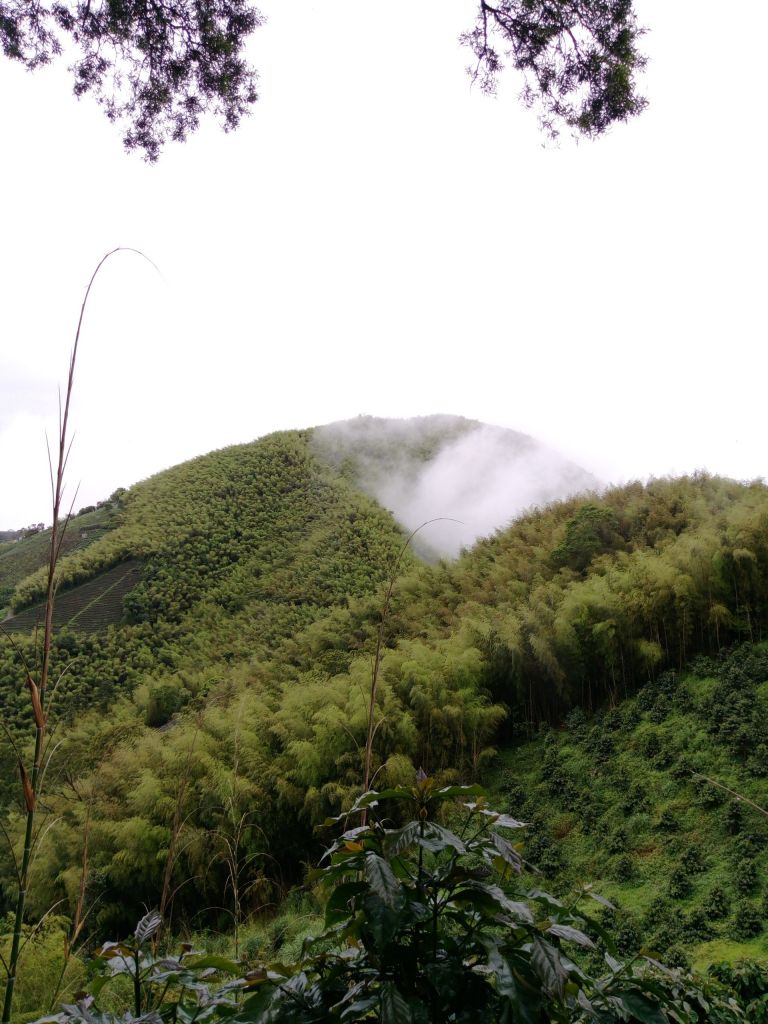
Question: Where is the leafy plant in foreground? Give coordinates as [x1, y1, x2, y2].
[39, 781, 746, 1021]
[37, 910, 247, 1023]
[235, 778, 741, 1022]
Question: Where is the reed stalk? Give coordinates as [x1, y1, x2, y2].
[1, 248, 154, 1022]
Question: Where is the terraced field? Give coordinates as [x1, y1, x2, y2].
[1, 559, 142, 633]
[0, 507, 118, 610]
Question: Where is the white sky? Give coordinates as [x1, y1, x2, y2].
[1, 0, 766, 529]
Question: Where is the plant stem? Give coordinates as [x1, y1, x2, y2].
[362, 519, 456, 822]
[1, 248, 154, 1023]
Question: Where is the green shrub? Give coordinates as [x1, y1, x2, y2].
[681, 845, 706, 874]
[39, 783, 741, 1024]
[706, 886, 731, 920]
[656, 808, 681, 832]
[725, 799, 744, 835]
[731, 901, 763, 939]
[605, 826, 629, 855]
[668, 865, 693, 900]
[664, 944, 692, 971]
[612, 854, 635, 882]
[694, 775, 726, 807]
[735, 859, 759, 896]
[681, 907, 714, 942]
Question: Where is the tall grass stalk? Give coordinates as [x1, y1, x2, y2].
[1, 248, 155, 1023]
[361, 519, 459, 819]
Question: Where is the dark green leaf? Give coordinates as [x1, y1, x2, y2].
[384, 821, 421, 857]
[616, 990, 668, 1024]
[530, 935, 569, 1000]
[489, 832, 522, 873]
[324, 881, 367, 925]
[546, 924, 595, 949]
[380, 981, 413, 1024]
[436, 784, 486, 800]
[365, 853, 403, 909]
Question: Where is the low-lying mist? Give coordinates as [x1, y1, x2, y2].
[313, 416, 600, 558]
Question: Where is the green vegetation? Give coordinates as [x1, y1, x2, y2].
[0, 504, 119, 615]
[3, 0, 648, 159]
[24, 786, 755, 1023]
[1, 421, 768, 1019]
[489, 644, 768, 969]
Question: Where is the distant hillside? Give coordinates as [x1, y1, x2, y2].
[2, 466, 767, 945]
[313, 415, 599, 557]
[2, 415, 596, 627]
[2, 417, 768, 964]
[0, 428, 413, 764]
[491, 643, 768, 970]
[0, 504, 120, 613]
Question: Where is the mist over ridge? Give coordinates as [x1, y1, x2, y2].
[312, 415, 600, 558]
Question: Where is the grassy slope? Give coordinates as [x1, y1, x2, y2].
[0, 506, 118, 613]
[0, 429, 413, 749]
[490, 645, 768, 970]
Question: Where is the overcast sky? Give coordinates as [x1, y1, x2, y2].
[1, 0, 766, 529]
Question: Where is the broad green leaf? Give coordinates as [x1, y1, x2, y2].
[424, 822, 466, 853]
[616, 990, 668, 1024]
[480, 810, 527, 829]
[577, 990, 595, 1012]
[324, 881, 367, 925]
[380, 981, 413, 1024]
[341, 825, 370, 842]
[385, 820, 421, 857]
[365, 853, 403, 908]
[93, 941, 133, 959]
[546, 923, 595, 949]
[468, 882, 534, 922]
[482, 942, 541, 1024]
[584, 888, 615, 910]
[605, 952, 623, 973]
[135, 909, 163, 944]
[530, 935, 569, 1000]
[339, 995, 378, 1020]
[436, 783, 486, 800]
[489, 831, 522, 872]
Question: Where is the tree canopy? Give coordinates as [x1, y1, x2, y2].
[1, 0, 647, 159]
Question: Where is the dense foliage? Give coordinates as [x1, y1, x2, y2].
[2, 0, 648, 156]
[490, 643, 768, 967]
[0, 503, 118, 614]
[36, 786, 755, 1023]
[1, 424, 768, 1018]
[462, 0, 648, 137]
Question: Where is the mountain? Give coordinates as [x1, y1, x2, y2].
[1, 418, 767, 974]
[1, 415, 596, 628]
[313, 415, 599, 558]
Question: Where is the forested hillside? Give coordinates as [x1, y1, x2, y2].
[1, 422, 767, 1019]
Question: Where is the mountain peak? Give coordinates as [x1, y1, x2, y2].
[313, 415, 599, 557]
